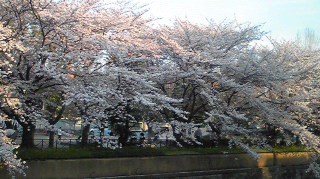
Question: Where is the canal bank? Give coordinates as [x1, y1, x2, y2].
[0, 152, 315, 178]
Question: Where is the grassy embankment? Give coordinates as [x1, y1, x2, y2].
[17, 145, 309, 160]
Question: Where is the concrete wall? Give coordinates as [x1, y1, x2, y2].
[0, 152, 314, 179]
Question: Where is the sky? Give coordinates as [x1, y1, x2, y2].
[135, 0, 320, 41]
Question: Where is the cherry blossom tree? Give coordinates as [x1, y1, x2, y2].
[154, 20, 320, 153]
[150, 20, 265, 146]
[0, 0, 161, 148]
[49, 0, 185, 147]
[0, 18, 27, 175]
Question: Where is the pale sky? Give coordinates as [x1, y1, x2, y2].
[135, 0, 320, 41]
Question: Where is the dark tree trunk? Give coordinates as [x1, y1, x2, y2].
[81, 124, 90, 146]
[48, 131, 55, 148]
[21, 124, 36, 148]
[267, 125, 277, 147]
[208, 122, 222, 147]
[118, 121, 130, 147]
[100, 127, 105, 141]
[47, 105, 66, 148]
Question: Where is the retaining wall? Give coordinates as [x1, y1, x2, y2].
[0, 152, 314, 178]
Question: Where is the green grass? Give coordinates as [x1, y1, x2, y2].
[271, 145, 309, 153]
[16, 145, 310, 161]
[17, 148, 94, 160]
[161, 147, 245, 155]
[17, 147, 164, 160]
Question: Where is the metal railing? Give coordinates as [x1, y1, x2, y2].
[21, 138, 171, 149]
[32, 139, 99, 149]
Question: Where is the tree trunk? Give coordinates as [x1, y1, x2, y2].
[81, 124, 90, 146]
[267, 125, 277, 147]
[48, 131, 55, 148]
[118, 121, 130, 147]
[209, 122, 222, 147]
[21, 124, 36, 148]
